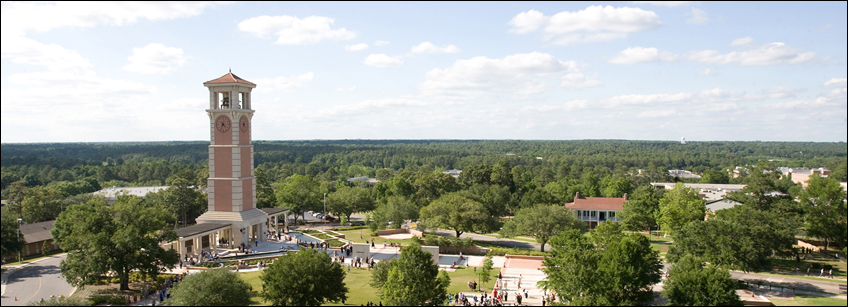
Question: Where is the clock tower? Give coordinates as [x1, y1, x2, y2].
[195, 71, 268, 246]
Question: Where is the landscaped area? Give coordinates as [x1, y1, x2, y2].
[239, 264, 499, 306]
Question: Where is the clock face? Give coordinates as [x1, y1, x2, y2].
[239, 116, 249, 132]
[215, 116, 231, 132]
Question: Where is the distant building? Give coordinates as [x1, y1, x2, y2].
[564, 192, 627, 229]
[668, 169, 701, 180]
[651, 183, 747, 201]
[347, 176, 379, 186]
[442, 169, 462, 179]
[777, 167, 830, 187]
[92, 186, 170, 205]
[705, 199, 743, 213]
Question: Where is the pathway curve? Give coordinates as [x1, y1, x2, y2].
[1, 254, 74, 306]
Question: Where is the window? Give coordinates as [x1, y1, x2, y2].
[609, 212, 616, 219]
[590, 211, 596, 217]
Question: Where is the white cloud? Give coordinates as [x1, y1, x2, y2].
[345, 43, 369, 51]
[0, 2, 219, 37]
[817, 24, 834, 31]
[608, 47, 678, 64]
[122, 43, 187, 74]
[238, 15, 355, 45]
[508, 9, 547, 34]
[253, 72, 315, 92]
[687, 42, 816, 66]
[686, 8, 709, 24]
[509, 6, 662, 45]
[823, 78, 847, 87]
[632, 1, 692, 7]
[1, 36, 92, 73]
[335, 86, 357, 92]
[731, 36, 754, 46]
[410, 42, 461, 54]
[698, 68, 714, 76]
[364, 54, 403, 67]
[374, 40, 390, 46]
[420, 52, 598, 98]
[561, 73, 602, 89]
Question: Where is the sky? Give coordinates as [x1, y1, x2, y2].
[1, 1, 846, 143]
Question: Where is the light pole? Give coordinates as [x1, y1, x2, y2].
[17, 218, 23, 265]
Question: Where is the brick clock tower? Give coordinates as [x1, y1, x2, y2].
[195, 71, 268, 246]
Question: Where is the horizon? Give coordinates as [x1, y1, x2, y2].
[1, 2, 846, 143]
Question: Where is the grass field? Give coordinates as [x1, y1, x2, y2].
[770, 293, 847, 306]
[334, 229, 417, 247]
[239, 264, 499, 306]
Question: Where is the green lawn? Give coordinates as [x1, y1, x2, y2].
[477, 233, 538, 244]
[240, 264, 499, 306]
[771, 293, 847, 306]
[767, 256, 847, 281]
[334, 229, 417, 247]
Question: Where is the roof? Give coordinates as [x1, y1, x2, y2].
[203, 72, 256, 86]
[259, 207, 289, 216]
[174, 223, 230, 239]
[705, 199, 743, 212]
[93, 186, 169, 199]
[19, 220, 56, 243]
[565, 194, 627, 211]
[650, 183, 747, 192]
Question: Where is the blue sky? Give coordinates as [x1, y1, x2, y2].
[1, 1, 846, 143]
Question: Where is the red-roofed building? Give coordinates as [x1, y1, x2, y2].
[564, 192, 628, 229]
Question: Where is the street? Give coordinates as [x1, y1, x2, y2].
[1, 254, 75, 306]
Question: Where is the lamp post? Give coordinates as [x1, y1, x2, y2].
[17, 218, 23, 265]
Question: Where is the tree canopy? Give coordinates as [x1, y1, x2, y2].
[800, 174, 848, 250]
[663, 254, 742, 306]
[657, 183, 705, 235]
[1, 212, 25, 260]
[418, 192, 492, 237]
[260, 247, 348, 306]
[52, 195, 179, 290]
[166, 268, 252, 306]
[275, 174, 326, 223]
[370, 241, 450, 306]
[621, 185, 664, 233]
[500, 204, 586, 252]
[542, 226, 661, 306]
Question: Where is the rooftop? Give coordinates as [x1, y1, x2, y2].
[203, 71, 256, 87]
[565, 193, 628, 211]
[19, 220, 56, 243]
[174, 223, 230, 239]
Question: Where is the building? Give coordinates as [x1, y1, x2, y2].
[668, 169, 701, 180]
[92, 186, 169, 204]
[705, 199, 743, 214]
[442, 169, 462, 179]
[777, 167, 831, 187]
[651, 183, 747, 201]
[17, 220, 60, 258]
[348, 176, 380, 186]
[161, 72, 278, 260]
[564, 192, 627, 229]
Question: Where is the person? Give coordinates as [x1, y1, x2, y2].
[518, 274, 523, 288]
[498, 271, 502, 279]
[820, 268, 825, 277]
[806, 267, 810, 276]
[829, 268, 833, 279]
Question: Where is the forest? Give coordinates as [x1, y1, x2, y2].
[1, 140, 845, 227]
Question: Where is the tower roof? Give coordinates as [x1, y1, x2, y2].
[203, 71, 256, 86]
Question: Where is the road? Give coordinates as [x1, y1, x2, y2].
[1, 254, 74, 306]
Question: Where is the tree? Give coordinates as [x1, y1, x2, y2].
[167, 268, 252, 306]
[621, 185, 663, 234]
[600, 175, 633, 198]
[371, 241, 450, 306]
[255, 168, 277, 209]
[419, 193, 492, 237]
[261, 247, 348, 306]
[542, 228, 661, 306]
[275, 174, 325, 223]
[374, 196, 418, 229]
[657, 183, 705, 235]
[800, 174, 848, 251]
[52, 195, 179, 290]
[20, 186, 64, 223]
[327, 186, 375, 221]
[478, 255, 495, 291]
[164, 174, 205, 228]
[700, 168, 730, 184]
[667, 205, 795, 272]
[663, 254, 742, 306]
[500, 204, 586, 252]
[1, 212, 25, 260]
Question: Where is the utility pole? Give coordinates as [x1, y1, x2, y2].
[323, 193, 327, 227]
[17, 218, 23, 265]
